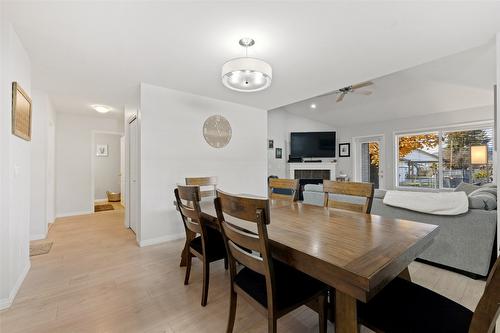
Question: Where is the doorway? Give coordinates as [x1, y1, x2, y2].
[353, 135, 385, 189]
[91, 131, 124, 211]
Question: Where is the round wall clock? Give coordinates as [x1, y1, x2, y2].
[203, 115, 232, 148]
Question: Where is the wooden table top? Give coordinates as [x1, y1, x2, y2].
[200, 200, 439, 303]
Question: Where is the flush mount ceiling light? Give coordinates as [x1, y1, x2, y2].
[91, 104, 112, 114]
[221, 38, 272, 92]
[310, 103, 317, 109]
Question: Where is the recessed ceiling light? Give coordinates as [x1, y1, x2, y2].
[91, 105, 112, 114]
[310, 103, 317, 109]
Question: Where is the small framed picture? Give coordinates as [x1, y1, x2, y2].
[96, 144, 108, 157]
[268, 139, 274, 149]
[339, 143, 350, 157]
[275, 148, 282, 159]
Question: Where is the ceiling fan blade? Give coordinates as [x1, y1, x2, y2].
[351, 81, 373, 89]
[336, 93, 346, 102]
[352, 90, 372, 96]
[315, 90, 340, 98]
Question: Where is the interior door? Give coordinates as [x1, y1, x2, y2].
[354, 136, 385, 189]
[128, 118, 138, 234]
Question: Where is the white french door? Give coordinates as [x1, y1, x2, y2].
[353, 135, 385, 189]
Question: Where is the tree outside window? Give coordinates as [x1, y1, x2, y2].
[396, 127, 493, 189]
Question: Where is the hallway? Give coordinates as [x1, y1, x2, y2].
[0, 206, 488, 332]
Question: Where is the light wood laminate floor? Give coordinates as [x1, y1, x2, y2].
[0, 204, 493, 332]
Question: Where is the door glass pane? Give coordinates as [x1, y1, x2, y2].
[361, 142, 380, 189]
[442, 128, 493, 188]
[397, 133, 439, 188]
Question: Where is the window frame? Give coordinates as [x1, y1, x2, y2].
[394, 121, 494, 191]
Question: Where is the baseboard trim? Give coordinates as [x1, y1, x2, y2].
[0, 261, 31, 310]
[56, 210, 93, 218]
[139, 233, 185, 247]
[30, 233, 47, 241]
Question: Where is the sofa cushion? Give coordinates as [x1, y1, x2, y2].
[468, 187, 497, 210]
[374, 189, 387, 199]
[454, 182, 480, 195]
[303, 184, 324, 192]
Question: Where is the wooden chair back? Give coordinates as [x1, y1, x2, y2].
[185, 176, 217, 198]
[469, 256, 500, 333]
[214, 190, 276, 308]
[174, 185, 204, 236]
[323, 180, 374, 214]
[268, 178, 299, 202]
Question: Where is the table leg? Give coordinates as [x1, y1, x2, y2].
[180, 230, 195, 267]
[335, 289, 359, 333]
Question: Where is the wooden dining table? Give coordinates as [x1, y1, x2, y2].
[179, 199, 439, 333]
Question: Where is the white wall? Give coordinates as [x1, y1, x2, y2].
[30, 90, 56, 240]
[267, 109, 336, 178]
[139, 83, 268, 246]
[496, 32, 500, 256]
[336, 105, 494, 189]
[55, 113, 123, 217]
[94, 133, 121, 200]
[0, 21, 32, 310]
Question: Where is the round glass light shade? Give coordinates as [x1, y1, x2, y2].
[221, 57, 272, 92]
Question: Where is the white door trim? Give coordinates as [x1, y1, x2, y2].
[352, 134, 386, 189]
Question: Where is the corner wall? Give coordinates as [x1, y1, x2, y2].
[0, 21, 32, 310]
[139, 83, 268, 246]
[496, 32, 500, 256]
[30, 90, 56, 240]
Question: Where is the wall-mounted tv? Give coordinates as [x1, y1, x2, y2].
[290, 131, 336, 158]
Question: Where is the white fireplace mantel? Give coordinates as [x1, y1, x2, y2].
[288, 162, 336, 180]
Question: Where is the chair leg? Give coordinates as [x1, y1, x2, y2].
[226, 289, 237, 333]
[184, 253, 192, 285]
[268, 317, 277, 333]
[318, 293, 327, 333]
[201, 260, 210, 306]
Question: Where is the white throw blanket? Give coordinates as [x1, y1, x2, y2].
[383, 190, 468, 215]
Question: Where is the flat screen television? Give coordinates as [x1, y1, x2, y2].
[290, 131, 336, 158]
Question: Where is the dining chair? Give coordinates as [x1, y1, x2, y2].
[185, 176, 217, 198]
[357, 256, 500, 333]
[214, 190, 328, 333]
[174, 185, 227, 307]
[268, 178, 299, 202]
[323, 180, 374, 214]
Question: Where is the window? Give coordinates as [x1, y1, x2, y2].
[397, 126, 493, 189]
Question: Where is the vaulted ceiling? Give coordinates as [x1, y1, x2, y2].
[4, 1, 500, 118]
[278, 42, 496, 125]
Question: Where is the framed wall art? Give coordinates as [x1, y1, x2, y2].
[11, 82, 32, 141]
[339, 143, 351, 157]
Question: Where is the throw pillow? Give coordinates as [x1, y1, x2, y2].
[468, 191, 497, 210]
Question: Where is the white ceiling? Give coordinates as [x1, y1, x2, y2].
[3, 1, 500, 118]
[278, 42, 496, 126]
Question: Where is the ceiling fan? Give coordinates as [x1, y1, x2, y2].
[334, 81, 373, 102]
[323, 81, 374, 103]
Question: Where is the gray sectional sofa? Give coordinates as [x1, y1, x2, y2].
[302, 184, 497, 278]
